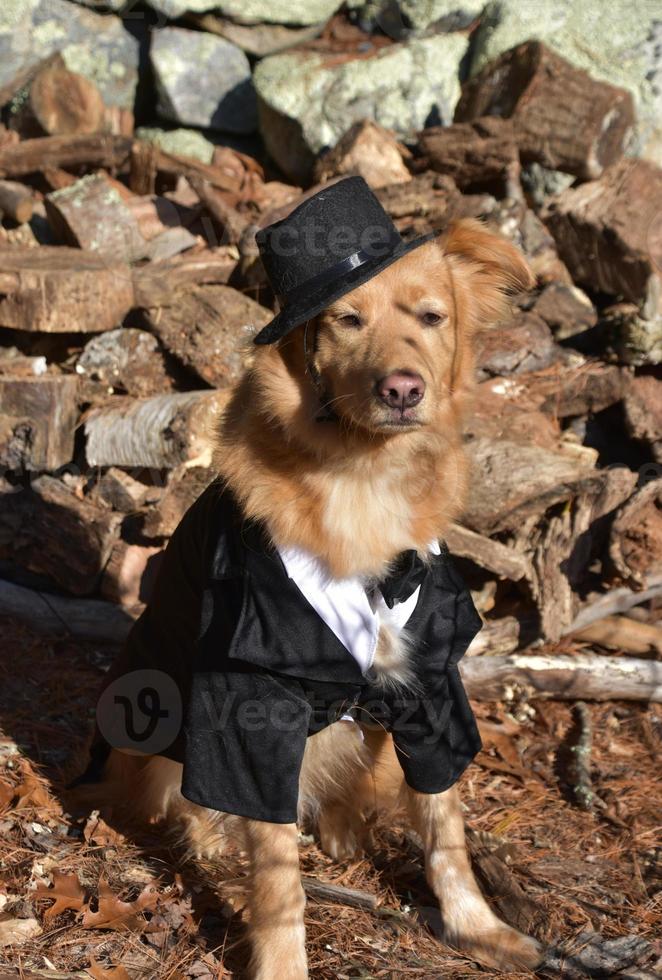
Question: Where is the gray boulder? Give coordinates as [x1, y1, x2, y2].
[469, 0, 662, 165]
[254, 33, 468, 183]
[0, 0, 139, 108]
[151, 27, 257, 134]
[135, 127, 216, 163]
[349, 0, 484, 37]
[145, 0, 342, 22]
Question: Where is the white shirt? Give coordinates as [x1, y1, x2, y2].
[278, 540, 441, 675]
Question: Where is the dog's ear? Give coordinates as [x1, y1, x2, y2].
[442, 218, 535, 328]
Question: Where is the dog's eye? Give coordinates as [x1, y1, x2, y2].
[421, 311, 446, 326]
[337, 313, 362, 328]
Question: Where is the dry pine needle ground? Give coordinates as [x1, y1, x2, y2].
[0, 616, 660, 979]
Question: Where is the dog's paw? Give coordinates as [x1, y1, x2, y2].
[451, 925, 544, 973]
[317, 807, 367, 861]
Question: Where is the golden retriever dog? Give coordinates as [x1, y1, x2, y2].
[79, 215, 540, 978]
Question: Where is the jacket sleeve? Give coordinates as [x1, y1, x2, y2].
[181, 668, 312, 823]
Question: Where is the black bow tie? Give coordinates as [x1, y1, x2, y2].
[375, 550, 429, 609]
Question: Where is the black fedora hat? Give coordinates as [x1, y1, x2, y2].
[253, 176, 438, 345]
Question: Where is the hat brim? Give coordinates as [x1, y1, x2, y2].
[253, 230, 440, 345]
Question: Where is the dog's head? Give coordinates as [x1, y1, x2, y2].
[252, 219, 533, 446]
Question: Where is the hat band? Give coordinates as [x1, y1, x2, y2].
[277, 244, 399, 307]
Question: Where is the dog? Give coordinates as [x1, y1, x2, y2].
[76, 180, 540, 978]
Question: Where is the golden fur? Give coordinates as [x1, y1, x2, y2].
[81, 220, 542, 977]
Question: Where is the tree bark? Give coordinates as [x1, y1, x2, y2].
[0, 180, 34, 224]
[0, 134, 132, 178]
[541, 159, 662, 318]
[456, 41, 635, 180]
[0, 246, 134, 333]
[45, 173, 146, 261]
[144, 284, 271, 388]
[0, 373, 78, 471]
[84, 390, 230, 468]
[0, 577, 136, 644]
[10, 55, 106, 138]
[461, 653, 662, 703]
[0, 476, 122, 596]
[419, 117, 519, 191]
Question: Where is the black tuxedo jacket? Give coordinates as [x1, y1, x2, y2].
[84, 482, 483, 823]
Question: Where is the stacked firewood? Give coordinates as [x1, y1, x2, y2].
[0, 43, 661, 702]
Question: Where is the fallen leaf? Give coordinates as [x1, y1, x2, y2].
[14, 773, 52, 810]
[0, 779, 14, 812]
[83, 810, 124, 848]
[82, 878, 160, 932]
[87, 957, 131, 980]
[0, 914, 42, 947]
[35, 871, 86, 921]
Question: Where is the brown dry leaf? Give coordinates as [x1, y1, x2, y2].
[14, 772, 52, 810]
[87, 957, 131, 980]
[0, 914, 42, 947]
[82, 878, 160, 932]
[0, 779, 14, 812]
[83, 810, 124, 848]
[35, 870, 86, 921]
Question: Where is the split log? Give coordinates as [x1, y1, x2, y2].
[141, 464, 213, 539]
[150, 147, 242, 195]
[622, 375, 662, 463]
[138, 226, 199, 263]
[188, 174, 250, 244]
[569, 574, 662, 633]
[521, 466, 637, 640]
[94, 467, 155, 513]
[573, 616, 662, 657]
[0, 134, 132, 178]
[76, 328, 173, 400]
[466, 617, 521, 657]
[301, 878, 379, 912]
[0, 476, 122, 595]
[483, 198, 572, 285]
[101, 539, 163, 608]
[0, 247, 134, 333]
[609, 479, 662, 587]
[456, 41, 635, 180]
[460, 653, 662, 703]
[0, 374, 77, 471]
[463, 439, 637, 638]
[124, 194, 200, 242]
[600, 303, 662, 366]
[45, 174, 146, 262]
[129, 138, 159, 196]
[444, 522, 529, 581]
[9, 56, 106, 138]
[464, 380, 562, 450]
[462, 438, 597, 536]
[503, 362, 628, 420]
[144, 285, 271, 388]
[529, 282, 597, 340]
[84, 390, 231, 469]
[541, 159, 662, 318]
[132, 250, 237, 308]
[0, 180, 34, 224]
[0, 578, 136, 644]
[419, 117, 519, 192]
[314, 120, 411, 190]
[375, 172, 460, 238]
[474, 311, 560, 380]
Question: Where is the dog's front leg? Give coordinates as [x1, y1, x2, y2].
[244, 819, 308, 980]
[406, 785, 542, 971]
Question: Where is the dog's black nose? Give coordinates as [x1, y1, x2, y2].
[376, 372, 426, 409]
